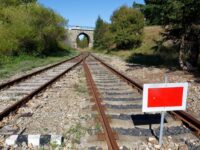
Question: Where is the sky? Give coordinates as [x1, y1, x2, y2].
[38, 0, 144, 27]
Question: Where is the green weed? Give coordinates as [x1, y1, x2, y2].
[73, 80, 87, 94]
[65, 123, 88, 144]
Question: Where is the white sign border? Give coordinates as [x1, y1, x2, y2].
[142, 83, 188, 112]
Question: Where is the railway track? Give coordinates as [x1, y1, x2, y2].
[0, 53, 88, 122]
[83, 54, 200, 149]
[0, 52, 199, 149]
[92, 54, 200, 136]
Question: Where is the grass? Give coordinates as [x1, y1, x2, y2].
[65, 123, 88, 144]
[73, 82, 87, 94]
[92, 26, 180, 68]
[92, 26, 163, 58]
[73, 77, 87, 94]
[43, 128, 48, 132]
[95, 122, 101, 131]
[0, 49, 78, 79]
[113, 26, 163, 58]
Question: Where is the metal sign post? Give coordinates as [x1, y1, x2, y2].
[159, 111, 165, 146]
[159, 74, 168, 146]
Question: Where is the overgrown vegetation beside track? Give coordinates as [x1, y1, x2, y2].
[0, 48, 77, 79]
[0, 0, 77, 79]
[0, 0, 67, 57]
[92, 26, 180, 68]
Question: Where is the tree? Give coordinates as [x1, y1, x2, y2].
[0, 0, 37, 7]
[133, 0, 164, 25]
[29, 5, 67, 55]
[77, 35, 89, 48]
[94, 16, 105, 48]
[93, 16, 113, 49]
[161, 0, 200, 70]
[134, 0, 200, 70]
[100, 23, 114, 50]
[110, 6, 144, 49]
[20, 0, 37, 3]
[0, 2, 67, 56]
[81, 36, 88, 48]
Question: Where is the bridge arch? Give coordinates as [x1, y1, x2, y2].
[77, 32, 90, 43]
[66, 26, 94, 49]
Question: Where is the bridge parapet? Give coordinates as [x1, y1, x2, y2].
[67, 25, 94, 31]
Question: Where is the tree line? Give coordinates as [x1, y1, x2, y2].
[0, 0, 67, 59]
[94, 0, 200, 71]
[93, 6, 144, 50]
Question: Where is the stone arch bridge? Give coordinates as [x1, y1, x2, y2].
[66, 25, 94, 49]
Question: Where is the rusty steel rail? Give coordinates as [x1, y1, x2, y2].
[0, 53, 82, 90]
[91, 54, 143, 93]
[83, 60, 119, 150]
[0, 53, 88, 121]
[170, 111, 200, 136]
[91, 53, 200, 137]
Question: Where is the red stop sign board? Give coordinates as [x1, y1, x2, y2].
[142, 83, 188, 112]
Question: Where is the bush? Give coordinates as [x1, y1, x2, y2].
[110, 6, 144, 49]
[0, 1, 67, 56]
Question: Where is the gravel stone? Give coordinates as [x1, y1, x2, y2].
[154, 126, 191, 137]
[114, 127, 153, 136]
[1, 67, 91, 149]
